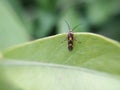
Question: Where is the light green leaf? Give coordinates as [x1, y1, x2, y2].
[3, 33, 120, 75]
[0, 1, 30, 50]
[1, 33, 120, 90]
[0, 60, 120, 90]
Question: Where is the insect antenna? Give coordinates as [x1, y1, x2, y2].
[72, 23, 81, 31]
[64, 19, 81, 31]
[64, 19, 71, 31]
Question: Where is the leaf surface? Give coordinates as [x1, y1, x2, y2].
[3, 33, 120, 75]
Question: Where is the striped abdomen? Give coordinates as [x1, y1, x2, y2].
[67, 31, 74, 51]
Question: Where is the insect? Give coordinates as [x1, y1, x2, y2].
[65, 20, 81, 51]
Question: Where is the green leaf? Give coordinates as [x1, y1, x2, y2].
[0, 1, 30, 50]
[0, 60, 120, 90]
[1, 33, 120, 90]
[3, 33, 120, 75]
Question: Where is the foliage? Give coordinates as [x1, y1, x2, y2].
[1, 33, 120, 90]
[0, 0, 120, 90]
[0, 0, 120, 50]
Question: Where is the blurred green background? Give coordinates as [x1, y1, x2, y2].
[0, 0, 120, 50]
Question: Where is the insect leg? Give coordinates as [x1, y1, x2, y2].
[61, 37, 67, 43]
[74, 37, 81, 44]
